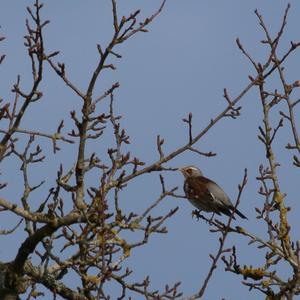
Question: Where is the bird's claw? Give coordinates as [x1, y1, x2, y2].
[191, 209, 202, 220]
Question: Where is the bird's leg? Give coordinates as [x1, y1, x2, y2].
[209, 213, 215, 225]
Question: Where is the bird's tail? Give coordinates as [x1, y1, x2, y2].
[235, 208, 247, 219]
[219, 206, 248, 220]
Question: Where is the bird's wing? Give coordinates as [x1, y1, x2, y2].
[204, 177, 248, 219]
[205, 178, 233, 207]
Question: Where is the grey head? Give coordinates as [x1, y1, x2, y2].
[179, 165, 203, 178]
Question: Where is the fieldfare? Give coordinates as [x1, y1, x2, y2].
[179, 166, 247, 219]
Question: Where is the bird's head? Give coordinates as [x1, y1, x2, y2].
[179, 166, 203, 178]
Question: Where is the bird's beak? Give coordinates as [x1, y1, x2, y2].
[178, 167, 187, 178]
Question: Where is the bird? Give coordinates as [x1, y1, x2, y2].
[179, 166, 247, 219]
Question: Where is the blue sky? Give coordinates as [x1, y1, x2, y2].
[0, 1, 300, 299]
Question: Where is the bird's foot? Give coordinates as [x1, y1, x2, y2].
[192, 209, 202, 220]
